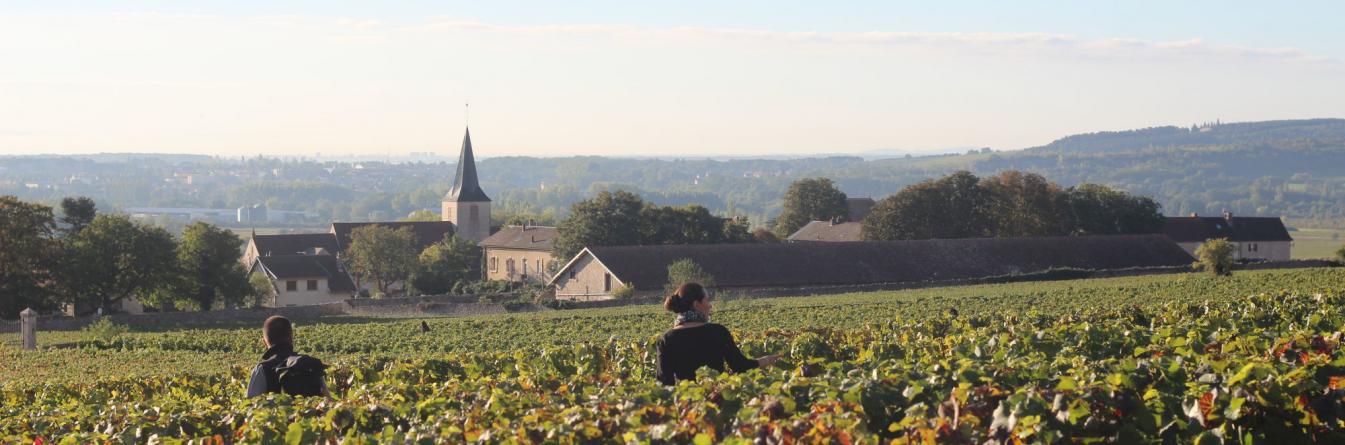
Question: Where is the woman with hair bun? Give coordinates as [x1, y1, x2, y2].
[654, 282, 780, 385]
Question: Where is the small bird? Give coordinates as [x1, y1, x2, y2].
[420, 321, 431, 333]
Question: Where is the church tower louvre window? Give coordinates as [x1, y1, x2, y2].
[441, 127, 492, 242]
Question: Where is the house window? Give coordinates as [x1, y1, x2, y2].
[522, 260, 529, 277]
[506, 259, 515, 276]
[489, 257, 497, 271]
[604, 273, 612, 292]
[536, 259, 542, 275]
[307, 280, 318, 291]
[286, 280, 297, 291]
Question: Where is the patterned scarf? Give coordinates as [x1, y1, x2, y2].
[675, 309, 709, 326]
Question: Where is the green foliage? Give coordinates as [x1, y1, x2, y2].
[4, 269, 1345, 442]
[773, 177, 849, 237]
[863, 171, 994, 240]
[398, 209, 440, 222]
[1334, 244, 1345, 264]
[174, 222, 250, 310]
[0, 195, 57, 318]
[57, 214, 179, 312]
[80, 318, 129, 346]
[664, 259, 714, 295]
[863, 171, 1164, 240]
[248, 273, 275, 308]
[553, 190, 646, 260]
[1194, 238, 1236, 276]
[57, 196, 96, 235]
[410, 235, 479, 295]
[610, 283, 636, 300]
[346, 225, 418, 296]
[554, 191, 754, 261]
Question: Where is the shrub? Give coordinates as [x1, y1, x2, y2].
[82, 318, 129, 346]
[1335, 244, 1345, 265]
[501, 301, 530, 312]
[664, 259, 715, 295]
[1193, 238, 1235, 276]
[610, 284, 636, 300]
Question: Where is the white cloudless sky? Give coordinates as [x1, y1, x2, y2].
[1, 1, 1342, 157]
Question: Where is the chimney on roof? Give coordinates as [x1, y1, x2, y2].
[1190, 212, 1199, 217]
[1223, 211, 1233, 221]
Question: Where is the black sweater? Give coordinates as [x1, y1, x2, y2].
[654, 323, 758, 385]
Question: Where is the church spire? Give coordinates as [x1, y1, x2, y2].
[444, 127, 490, 202]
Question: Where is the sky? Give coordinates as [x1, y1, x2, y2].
[2, 1, 1343, 157]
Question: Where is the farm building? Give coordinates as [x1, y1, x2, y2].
[479, 224, 558, 284]
[1163, 213, 1292, 261]
[249, 254, 357, 306]
[548, 234, 1195, 301]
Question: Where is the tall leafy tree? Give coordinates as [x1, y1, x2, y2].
[58, 214, 179, 312]
[773, 178, 849, 237]
[981, 171, 1067, 237]
[863, 171, 993, 240]
[58, 196, 97, 236]
[346, 225, 418, 297]
[0, 196, 58, 318]
[553, 190, 647, 260]
[410, 235, 480, 295]
[175, 222, 251, 310]
[1062, 183, 1165, 235]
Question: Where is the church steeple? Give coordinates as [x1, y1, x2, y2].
[444, 127, 490, 203]
[441, 126, 492, 242]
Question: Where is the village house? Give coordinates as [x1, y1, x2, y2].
[249, 254, 357, 306]
[786, 197, 875, 242]
[548, 234, 1194, 301]
[240, 127, 493, 304]
[1163, 212, 1293, 261]
[478, 223, 558, 283]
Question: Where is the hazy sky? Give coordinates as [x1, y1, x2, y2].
[2, 1, 1343, 157]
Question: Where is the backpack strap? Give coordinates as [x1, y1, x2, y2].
[258, 354, 292, 394]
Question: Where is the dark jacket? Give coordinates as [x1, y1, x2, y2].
[654, 323, 758, 385]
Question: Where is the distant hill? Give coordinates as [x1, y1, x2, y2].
[1028, 118, 1345, 154]
[3, 119, 1343, 229]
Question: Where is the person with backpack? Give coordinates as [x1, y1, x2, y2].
[246, 315, 329, 398]
[655, 282, 780, 385]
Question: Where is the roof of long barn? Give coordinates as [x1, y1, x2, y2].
[564, 234, 1194, 290]
[1163, 216, 1292, 243]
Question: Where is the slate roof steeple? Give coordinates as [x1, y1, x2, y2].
[444, 127, 490, 202]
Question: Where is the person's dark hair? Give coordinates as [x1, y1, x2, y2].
[664, 282, 708, 313]
[263, 315, 293, 345]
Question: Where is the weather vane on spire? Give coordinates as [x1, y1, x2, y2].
[465, 102, 470, 127]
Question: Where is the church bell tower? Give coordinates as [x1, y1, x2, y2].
[442, 127, 492, 242]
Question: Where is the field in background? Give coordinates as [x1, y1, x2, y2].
[1294, 228, 1344, 259]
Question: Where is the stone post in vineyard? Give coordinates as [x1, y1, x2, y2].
[20, 308, 37, 350]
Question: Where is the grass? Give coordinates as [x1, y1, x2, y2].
[1293, 227, 1345, 259]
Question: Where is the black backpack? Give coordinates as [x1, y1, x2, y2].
[261, 354, 327, 397]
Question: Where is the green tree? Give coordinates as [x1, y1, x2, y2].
[773, 178, 849, 237]
[59, 196, 97, 236]
[863, 171, 993, 240]
[981, 171, 1067, 237]
[248, 273, 275, 308]
[641, 204, 727, 245]
[664, 258, 715, 296]
[1334, 244, 1345, 265]
[346, 225, 418, 296]
[1062, 184, 1165, 235]
[553, 190, 646, 260]
[0, 196, 58, 318]
[399, 210, 441, 222]
[410, 235, 480, 295]
[175, 222, 251, 310]
[1193, 238, 1236, 276]
[58, 214, 180, 312]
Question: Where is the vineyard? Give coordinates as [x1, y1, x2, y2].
[3, 268, 1345, 443]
